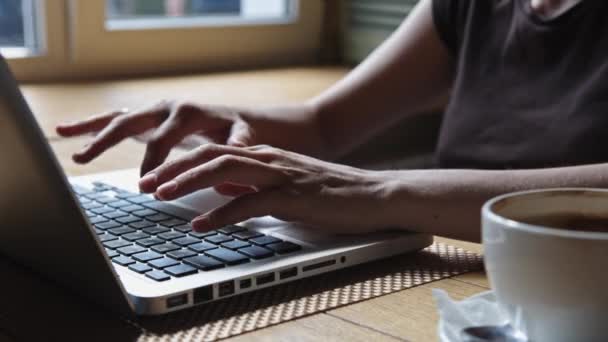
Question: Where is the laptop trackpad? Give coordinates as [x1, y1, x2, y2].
[248, 217, 390, 247]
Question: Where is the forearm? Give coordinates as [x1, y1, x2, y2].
[383, 164, 608, 242]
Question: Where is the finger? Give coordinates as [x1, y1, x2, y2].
[73, 110, 163, 164]
[227, 120, 254, 147]
[191, 190, 285, 231]
[139, 144, 265, 193]
[140, 117, 192, 176]
[155, 156, 288, 200]
[213, 183, 256, 197]
[56, 110, 125, 137]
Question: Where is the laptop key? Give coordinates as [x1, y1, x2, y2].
[116, 215, 142, 224]
[205, 234, 233, 245]
[94, 228, 104, 235]
[250, 235, 282, 246]
[85, 192, 110, 200]
[103, 239, 132, 249]
[96, 196, 118, 204]
[132, 251, 163, 262]
[130, 220, 157, 230]
[105, 249, 119, 258]
[173, 236, 200, 247]
[128, 263, 153, 274]
[99, 233, 118, 242]
[232, 230, 263, 240]
[127, 195, 155, 204]
[158, 231, 186, 241]
[221, 240, 250, 250]
[159, 218, 187, 228]
[174, 224, 193, 233]
[132, 209, 158, 217]
[136, 237, 165, 248]
[95, 221, 122, 230]
[78, 197, 92, 204]
[142, 226, 171, 235]
[148, 257, 180, 269]
[112, 255, 135, 266]
[122, 232, 150, 241]
[183, 255, 224, 271]
[115, 192, 141, 199]
[107, 200, 132, 208]
[108, 227, 136, 236]
[188, 242, 218, 253]
[266, 241, 302, 254]
[166, 249, 197, 260]
[91, 207, 114, 215]
[151, 243, 180, 254]
[122, 204, 145, 213]
[83, 202, 103, 210]
[72, 184, 91, 195]
[90, 216, 109, 224]
[117, 245, 147, 256]
[85, 211, 96, 218]
[238, 246, 274, 259]
[145, 270, 170, 282]
[218, 225, 247, 235]
[164, 264, 198, 277]
[103, 210, 129, 219]
[189, 230, 217, 239]
[205, 248, 250, 265]
[147, 213, 172, 223]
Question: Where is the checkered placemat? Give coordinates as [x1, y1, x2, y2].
[135, 242, 483, 341]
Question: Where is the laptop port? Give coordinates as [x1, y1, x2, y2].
[239, 278, 252, 289]
[193, 285, 213, 304]
[256, 272, 275, 285]
[302, 259, 336, 272]
[166, 293, 188, 308]
[279, 267, 298, 280]
[218, 281, 235, 297]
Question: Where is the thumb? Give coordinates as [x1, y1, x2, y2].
[227, 120, 254, 147]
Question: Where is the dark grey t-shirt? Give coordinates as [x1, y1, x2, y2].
[432, 0, 608, 169]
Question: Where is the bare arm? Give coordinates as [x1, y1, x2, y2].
[384, 164, 608, 242]
[310, 0, 453, 159]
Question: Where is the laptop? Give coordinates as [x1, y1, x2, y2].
[0, 56, 433, 316]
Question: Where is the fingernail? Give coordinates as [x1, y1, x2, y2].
[157, 181, 178, 198]
[192, 215, 210, 231]
[139, 173, 157, 190]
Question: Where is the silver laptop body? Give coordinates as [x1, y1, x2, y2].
[0, 56, 433, 316]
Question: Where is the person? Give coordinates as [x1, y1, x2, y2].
[57, 0, 606, 243]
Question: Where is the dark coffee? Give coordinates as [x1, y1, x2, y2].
[515, 213, 608, 233]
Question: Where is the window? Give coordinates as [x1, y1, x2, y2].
[7, 0, 323, 81]
[0, 0, 42, 58]
[106, 0, 292, 30]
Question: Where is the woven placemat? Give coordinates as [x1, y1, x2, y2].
[134, 242, 483, 341]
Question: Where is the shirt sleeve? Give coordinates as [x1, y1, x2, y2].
[432, 0, 472, 56]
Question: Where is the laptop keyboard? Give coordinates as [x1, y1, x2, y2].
[72, 182, 302, 282]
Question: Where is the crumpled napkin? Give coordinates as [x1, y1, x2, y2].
[433, 289, 510, 342]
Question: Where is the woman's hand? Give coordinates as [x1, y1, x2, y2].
[138, 143, 396, 234]
[56, 101, 322, 176]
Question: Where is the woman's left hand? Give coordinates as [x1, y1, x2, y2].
[138, 143, 396, 234]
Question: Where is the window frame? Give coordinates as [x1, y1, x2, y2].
[6, 0, 70, 81]
[8, 0, 323, 82]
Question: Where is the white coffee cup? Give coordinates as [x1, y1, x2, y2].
[482, 188, 608, 342]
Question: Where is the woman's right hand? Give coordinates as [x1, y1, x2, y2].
[57, 100, 276, 176]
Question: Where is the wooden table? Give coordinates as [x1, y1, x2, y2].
[13, 67, 488, 341]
